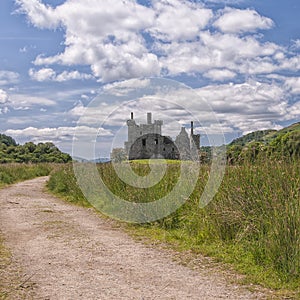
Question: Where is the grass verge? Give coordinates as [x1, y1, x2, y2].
[47, 160, 300, 298]
[0, 163, 54, 188]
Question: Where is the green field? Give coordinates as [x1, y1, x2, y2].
[47, 159, 300, 295]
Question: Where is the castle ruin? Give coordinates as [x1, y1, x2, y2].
[124, 112, 200, 160]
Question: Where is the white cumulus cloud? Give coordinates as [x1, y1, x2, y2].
[194, 80, 288, 133]
[29, 68, 56, 81]
[284, 77, 300, 95]
[149, 0, 212, 41]
[29, 68, 94, 82]
[0, 89, 9, 104]
[19, 0, 159, 82]
[15, 0, 60, 29]
[5, 126, 113, 142]
[287, 101, 300, 119]
[158, 31, 280, 76]
[0, 71, 19, 85]
[15, 0, 299, 85]
[9, 94, 56, 109]
[291, 39, 300, 50]
[204, 69, 236, 81]
[214, 8, 274, 33]
[102, 78, 151, 96]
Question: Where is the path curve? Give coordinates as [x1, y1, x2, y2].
[0, 177, 264, 299]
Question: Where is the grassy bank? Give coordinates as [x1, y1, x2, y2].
[0, 163, 54, 189]
[47, 160, 300, 295]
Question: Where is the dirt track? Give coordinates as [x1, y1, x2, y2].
[0, 177, 266, 299]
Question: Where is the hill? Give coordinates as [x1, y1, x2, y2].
[264, 121, 300, 140]
[229, 129, 277, 147]
[230, 122, 300, 146]
[0, 134, 72, 163]
[227, 122, 300, 163]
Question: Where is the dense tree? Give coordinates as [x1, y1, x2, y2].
[0, 134, 17, 147]
[269, 131, 300, 160]
[0, 134, 72, 164]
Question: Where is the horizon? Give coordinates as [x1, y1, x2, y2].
[5, 117, 299, 161]
[0, 0, 299, 158]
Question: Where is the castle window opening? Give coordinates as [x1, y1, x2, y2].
[155, 139, 158, 145]
[142, 139, 146, 146]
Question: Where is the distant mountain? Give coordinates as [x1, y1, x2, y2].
[89, 157, 111, 163]
[71, 156, 89, 163]
[72, 156, 111, 163]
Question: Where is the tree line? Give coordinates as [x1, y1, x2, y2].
[0, 134, 72, 163]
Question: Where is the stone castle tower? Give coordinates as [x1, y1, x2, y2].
[124, 112, 200, 160]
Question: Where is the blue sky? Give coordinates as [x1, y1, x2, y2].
[0, 0, 299, 158]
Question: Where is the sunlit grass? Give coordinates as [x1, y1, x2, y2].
[47, 160, 300, 292]
[0, 163, 53, 188]
[128, 159, 182, 164]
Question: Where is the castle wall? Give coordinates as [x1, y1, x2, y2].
[128, 134, 179, 160]
[191, 134, 200, 150]
[125, 113, 163, 153]
[124, 112, 200, 160]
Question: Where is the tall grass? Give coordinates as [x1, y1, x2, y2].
[179, 161, 300, 288]
[0, 163, 53, 188]
[210, 162, 300, 279]
[47, 164, 89, 207]
[47, 160, 300, 289]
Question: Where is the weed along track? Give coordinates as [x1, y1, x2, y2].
[0, 177, 266, 299]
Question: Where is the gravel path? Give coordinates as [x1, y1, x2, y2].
[0, 177, 266, 299]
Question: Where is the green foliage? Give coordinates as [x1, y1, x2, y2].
[46, 164, 89, 207]
[0, 134, 17, 147]
[269, 131, 300, 160]
[48, 160, 300, 291]
[0, 163, 52, 187]
[227, 122, 300, 164]
[230, 129, 277, 147]
[0, 134, 72, 164]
